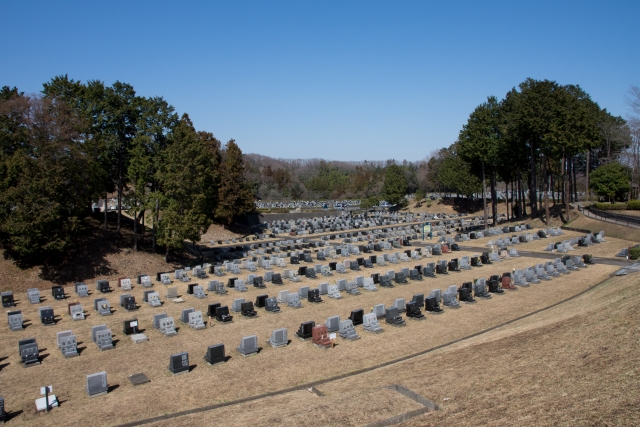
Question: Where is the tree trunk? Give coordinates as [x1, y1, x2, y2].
[518, 171, 526, 217]
[506, 180, 510, 220]
[482, 161, 488, 230]
[141, 209, 145, 244]
[586, 150, 590, 200]
[529, 142, 538, 216]
[490, 167, 497, 226]
[104, 191, 108, 229]
[572, 156, 578, 202]
[563, 153, 570, 222]
[152, 198, 158, 253]
[544, 155, 549, 225]
[551, 173, 556, 205]
[133, 209, 138, 252]
[117, 146, 122, 233]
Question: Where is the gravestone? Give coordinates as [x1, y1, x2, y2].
[385, 307, 405, 326]
[363, 312, 383, 333]
[19, 338, 40, 366]
[372, 304, 385, 318]
[39, 306, 55, 325]
[180, 308, 195, 324]
[327, 285, 342, 299]
[265, 297, 280, 313]
[349, 309, 364, 325]
[339, 319, 360, 340]
[95, 329, 114, 350]
[97, 300, 112, 316]
[231, 299, 245, 313]
[168, 352, 190, 374]
[287, 293, 302, 308]
[312, 325, 332, 348]
[120, 278, 132, 290]
[193, 286, 206, 299]
[27, 288, 41, 304]
[85, 372, 109, 397]
[405, 302, 425, 319]
[70, 303, 85, 320]
[392, 298, 406, 313]
[268, 328, 288, 348]
[59, 333, 78, 358]
[51, 286, 65, 300]
[152, 313, 167, 329]
[148, 292, 161, 307]
[215, 306, 233, 323]
[237, 335, 259, 356]
[296, 321, 315, 339]
[123, 318, 139, 335]
[188, 311, 206, 330]
[241, 301, 257, 317]
[159, 317, 177, 336]
[298, 286, 310, 298]
[204, 344, 226, 365]
[8, 310, 23, 331]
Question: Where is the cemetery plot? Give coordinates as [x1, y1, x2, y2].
[0, 220, 631, 426]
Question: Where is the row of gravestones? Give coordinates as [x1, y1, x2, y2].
[14, 253, 597, 336]
[9, 255, 594, 407]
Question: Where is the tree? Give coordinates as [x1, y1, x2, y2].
[216, 140, 254, 226]
[156, 114, 218, 261]
[589, 161, 630, 202]
[360, 196, 379, 210]
[457, 96, 503, 226]
[0, 94, 101, 262]
[381, 164, 407, 205]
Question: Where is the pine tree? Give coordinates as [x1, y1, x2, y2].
[156, 114, 217, 261]
[216, 140, 254, 226]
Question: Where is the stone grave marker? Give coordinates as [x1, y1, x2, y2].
[168, 352, 190, 375]
[204, 344, 226, 365]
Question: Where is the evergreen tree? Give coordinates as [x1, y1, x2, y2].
[216, 140, 254, 226]
[156, 114, 217, 261]
[382, 164, 408, 205]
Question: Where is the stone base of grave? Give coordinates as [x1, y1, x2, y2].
[35, 396, 58, 412]
[203, 356, 225, 366]
[131, 334, 148, 343]
[408, 316, 426, 320]
[237, 351, 258, 357]
[63, 352, 79, 358]
[128, 373, 150, 386]
[267, 340, 288, 348]
[312, 342, 332, 349]
[169, 369, 189, 375]
[24, 361, 41, 368]
[86, 388, 108, 398]
[172, 298, 185, 303]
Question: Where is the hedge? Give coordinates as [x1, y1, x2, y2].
[629, 247, 640, 260]
[627, 200, 640, 210]
[594, 202, 627, 210]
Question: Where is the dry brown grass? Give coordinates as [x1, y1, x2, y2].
[147, 270, 640, 427]
[0, 240, 620, 426]
[1, 221, 636, 427]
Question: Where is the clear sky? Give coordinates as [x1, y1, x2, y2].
[2, 1, 638, 162]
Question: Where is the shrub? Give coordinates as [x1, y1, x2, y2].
[627, 200, 640, 210]
[629, 247, 640, 260]
[594, 202, 627, 210]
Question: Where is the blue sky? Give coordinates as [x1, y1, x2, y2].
[2, 1, 638, 161]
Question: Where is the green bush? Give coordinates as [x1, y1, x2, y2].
[629, 247, 640, 260]
[594, 202, 627, 210]
[627, 200, 640, 210]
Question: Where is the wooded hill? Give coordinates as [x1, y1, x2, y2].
[0, 76, 637, 266]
